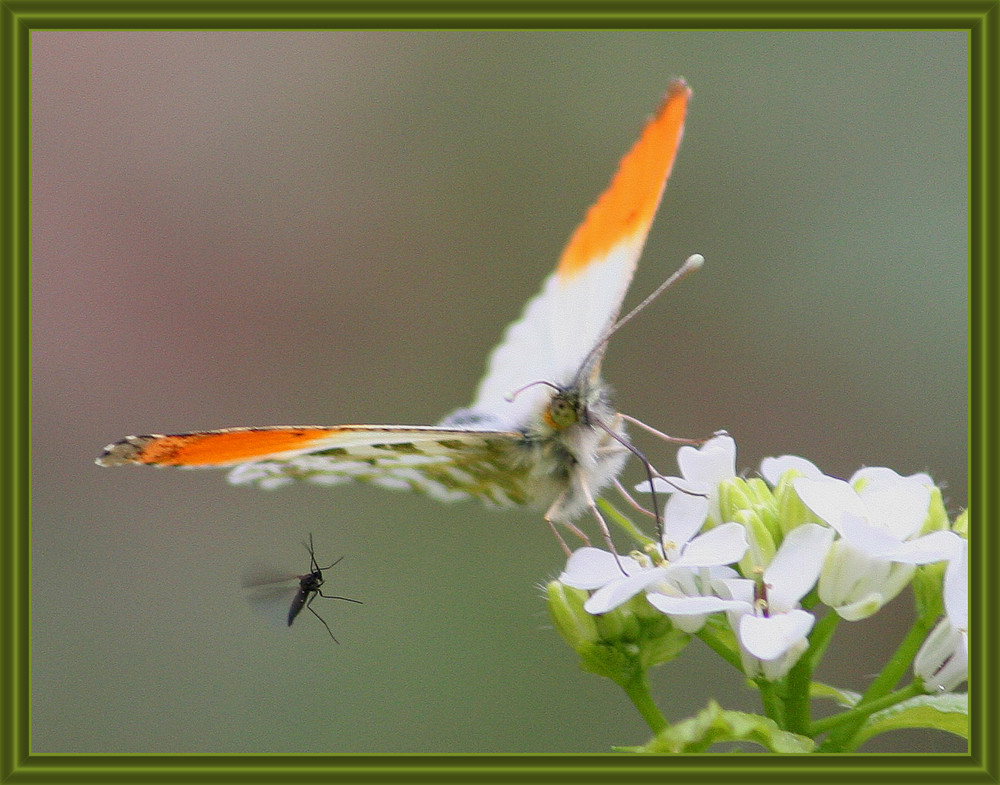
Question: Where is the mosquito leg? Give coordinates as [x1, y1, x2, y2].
[317, 590, 363, 605]
[306, 592, 340, 644]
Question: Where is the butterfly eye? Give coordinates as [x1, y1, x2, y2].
[546, 391, 581, 430]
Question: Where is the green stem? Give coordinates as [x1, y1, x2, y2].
[696, 622, 743, 672]
[758, 678, 786, 728]
[620, 671, 668, 735]
[783, 664, 812, 735]
[783, 611, 841, 734]
[818, 605, 937, 752]
[811, 682, 924, 748]
[802, 610, 840, 670]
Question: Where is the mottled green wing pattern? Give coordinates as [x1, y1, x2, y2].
[226, 429, 541, 508]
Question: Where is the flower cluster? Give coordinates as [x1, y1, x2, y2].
[549, 435, 967, 692]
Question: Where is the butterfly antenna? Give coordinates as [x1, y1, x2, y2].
[592, 416, 663, 544]
[505, 379, 560, 403]
[577, 253, 704, 381]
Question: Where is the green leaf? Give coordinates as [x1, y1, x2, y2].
[809, 681, 862, 707]
[852, 693, 969, 748]
[627, 700, 815, 753]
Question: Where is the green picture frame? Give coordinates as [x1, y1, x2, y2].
[2, 1, 993, 781]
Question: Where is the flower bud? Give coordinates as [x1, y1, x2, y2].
[546, 581, 599, 652]
[772, 471, 818, 534]
[952, 509, 968, 538]
[921, 486, 949, 534]
[734, 507, 777, 577]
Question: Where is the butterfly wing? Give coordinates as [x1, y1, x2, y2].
[98, 425, 538, 506]
[463, 80, 691, 429]
[97, 83, 692, 515]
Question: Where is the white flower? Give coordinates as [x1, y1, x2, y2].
[915, 539, 968, 692]
[559, 513, 748, 609]
[642, 566, 746, 633]
[793, 472, 960, 620]
[637, 433, 737, 528]
[716, 523, 835, 681]
[557, 512, 749, 633]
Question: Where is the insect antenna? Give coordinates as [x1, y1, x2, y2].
[295, 534, 363, 643]
[576, 253, 704, 384]
[592, 415, 663, 546]
[504, 379, 561, 403]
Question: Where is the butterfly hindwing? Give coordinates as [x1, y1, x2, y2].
[99, 425, 543, 507]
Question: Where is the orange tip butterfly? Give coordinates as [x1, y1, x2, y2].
[98, 80, 698, 553]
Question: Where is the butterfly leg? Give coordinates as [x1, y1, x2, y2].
[620, 414, 723, 446]
[613, 477, 657, 520]
[544, 492, 590, 557]
[573, 472, 629, 574]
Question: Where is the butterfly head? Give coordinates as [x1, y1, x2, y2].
[504, 379, 594, 435]
[543, 388, 584, 431]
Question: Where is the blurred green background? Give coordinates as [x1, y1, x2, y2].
[31, 31, 967, 753]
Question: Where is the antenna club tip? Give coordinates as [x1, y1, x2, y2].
[684, 253, 705, 271]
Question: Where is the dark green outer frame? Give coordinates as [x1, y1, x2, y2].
[1, 1, 995, 782]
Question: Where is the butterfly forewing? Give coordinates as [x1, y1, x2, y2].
[467, 80, 691, 425]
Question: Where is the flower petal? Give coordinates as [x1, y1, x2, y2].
[760, 455, 824, 485]
[647, 592, 748, 616]
[837, 511, 906, 555]
[882, 530, 963, 565]
[739, 609, 815, 661]
[715, 577, 755, 605]
[672, 522, 748, 568]
[851, 466, 934, 488]
[661, 492, 711, 549]
[764, 523, 834, 610]
[583, 567, 669, 614]
[945, 540, 968, 628]
[559, 547, 642, 589]
[859, 479, 930, 541]
[677, 434, 736, 486]
[793, 477, 868, 532]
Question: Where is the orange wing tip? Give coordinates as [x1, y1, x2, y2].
[557, 79, 692, 279]
[96, 427, 346, 467]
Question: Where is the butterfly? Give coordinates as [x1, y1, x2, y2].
[97, 80, 695, 553]
[243, 534, 361, 643]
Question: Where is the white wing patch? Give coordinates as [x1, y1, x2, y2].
[469, 248, 638, 429]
